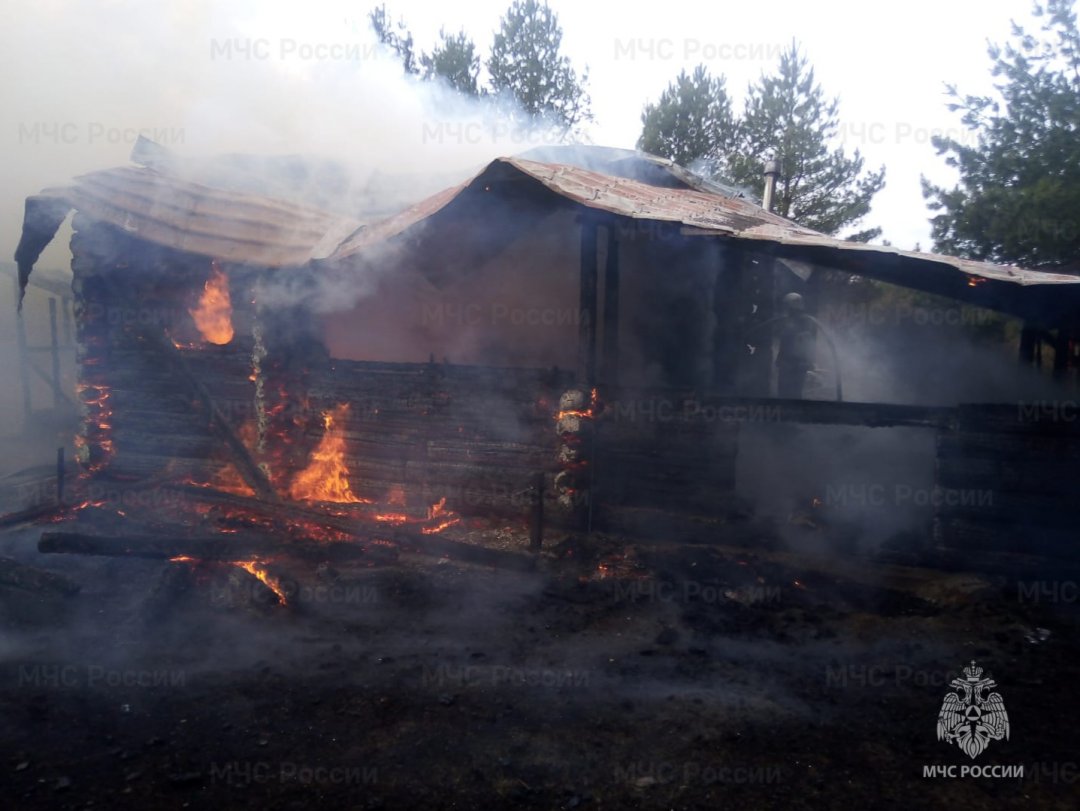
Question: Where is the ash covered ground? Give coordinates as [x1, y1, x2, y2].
[1, 517, 1077, 811]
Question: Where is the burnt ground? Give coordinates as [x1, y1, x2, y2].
[0, 519, 1079, 811]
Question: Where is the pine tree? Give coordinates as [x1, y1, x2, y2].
[922, 0, 1080, 268]
[369, 4, 419, 76]
[486, 0, 592, 136]
[421, 29, 481, 96]
[636, 65, 736, 174]
[729, 43, 885, 239]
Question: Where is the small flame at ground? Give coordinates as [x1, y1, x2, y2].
[190, 260, 235, 345]
[169, 556, 288, 605]
[421, 496, 460, 534]
[234, 560, 289, 605]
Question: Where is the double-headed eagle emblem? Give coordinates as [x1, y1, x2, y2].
[936, 660, 1010, 759]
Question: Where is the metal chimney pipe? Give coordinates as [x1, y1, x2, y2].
[762, 158, 780, 213]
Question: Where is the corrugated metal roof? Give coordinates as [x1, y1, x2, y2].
[18, 154, 1080, 309]
[329, 157, 1080, 289]
[32, 166, 361, 267]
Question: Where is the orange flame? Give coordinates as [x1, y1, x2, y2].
[75, 382, 114, 472]
[421, 496, 460, 534]
[190, 260, 235, 345]
[288, 404, 364, 503]
[211, 464, 256, 497]
[555, 387, 600, 423]
[234, 560, 289, 605]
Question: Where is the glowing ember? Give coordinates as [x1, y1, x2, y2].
[427, 496, 449, 519]
[387, 484, 406, 507]
[169, 555, 199, 564]
[374, 512, 410, 524]
[554, 387, 600, 423]
[189, 260, 235, 345]
[288, 404, 365, 503]
[74, 382, 114, 472]
[211, 462, 256, 497]
[421, 496, 460, 534]
[234, 560, 289, 605]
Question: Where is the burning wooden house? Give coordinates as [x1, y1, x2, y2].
[13, 142, 1080, 572]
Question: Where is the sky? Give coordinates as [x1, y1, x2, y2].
[0, 0, 1044, 270]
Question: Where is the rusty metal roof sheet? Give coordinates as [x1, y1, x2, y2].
[18, 154, 1080, 319]
[30, 165, 361, 267]
[329, 157, 1080, 288]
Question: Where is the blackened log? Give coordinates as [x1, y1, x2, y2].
[37, 530, 397, 565]
[162, 483, 470, 543]
[156, 486, 534, 568]
[37, 525, 529, 570]
[0, 556, 80, 595]
[39, 531, 287, 560]
[0, 503, 64, 529]
[394, 533, 536, 571]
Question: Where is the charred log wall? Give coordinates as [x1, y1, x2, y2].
[70, 217, 743, 535]
[934, 404, 1080, 559]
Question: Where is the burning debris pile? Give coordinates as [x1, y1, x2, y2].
[29, 216, 582, 606]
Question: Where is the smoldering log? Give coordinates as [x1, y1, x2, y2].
[162, 484, 437, 538]
[160, 484, 537, 567]
[37, 530, 398, 565]
[0, 556, 81, 596]
[39, 531, 289, 560]
[0, 503, 64, 529]
[393, 533, 536, 572]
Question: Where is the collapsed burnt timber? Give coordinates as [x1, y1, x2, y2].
[11, 143, 1080, 577]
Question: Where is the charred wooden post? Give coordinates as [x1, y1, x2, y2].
[529, 471, 545, 551]
[13, 277, 33, 426]
[1053, 328, 1071, 380]
[578, 220, 599, 387]
[1018, 324, 1037, 367]
[250, 302, 325, 490]
[48, 297, 61, 408]
[61, 295, 73, 348]
[70, 226, 116, 473]
[741, 248, 776, 396]
[56, 447, 65, 505]
[712, 241, 741, 393]
[712, 240, 777, 395]
[552, 387, 595, 530]
[601, 224, 621, 386]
